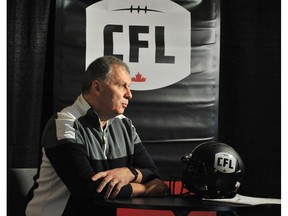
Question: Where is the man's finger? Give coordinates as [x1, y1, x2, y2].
[97, 177, 113, 193]
[104, 179, 118, 199]
[109, 182, 123, 199]
[91, 171, 107, 181]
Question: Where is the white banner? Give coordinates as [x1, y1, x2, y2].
[86, 0, 191, 90]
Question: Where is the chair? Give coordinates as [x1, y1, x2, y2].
[7, 168, 37, 216]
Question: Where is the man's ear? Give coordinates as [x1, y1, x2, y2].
[91, 80, 102, 95]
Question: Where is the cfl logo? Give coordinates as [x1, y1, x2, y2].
[103, 25, 175, 64]
[86, 0, 191, 91]
[214, 153, 237, 173]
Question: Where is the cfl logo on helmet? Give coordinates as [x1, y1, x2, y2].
[86, 0, 191, 90]
[214, 152, 237, 173]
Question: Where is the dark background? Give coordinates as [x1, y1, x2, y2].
[7, 0, 281, 199]
[218, 0, 281, 198]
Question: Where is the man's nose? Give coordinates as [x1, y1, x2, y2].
[125, 87, 132, 99]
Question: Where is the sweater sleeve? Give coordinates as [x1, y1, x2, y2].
[128, 120, 161, 183]
[132, 142, 161, 183]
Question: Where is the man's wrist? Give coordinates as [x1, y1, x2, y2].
[128, 167, 138, 182]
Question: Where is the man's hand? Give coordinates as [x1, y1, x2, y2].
[91, 167, 135, 199]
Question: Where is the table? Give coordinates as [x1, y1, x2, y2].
[94, 196, 280, 216]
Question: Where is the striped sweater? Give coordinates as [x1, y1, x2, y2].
[25, 94, 159, 216]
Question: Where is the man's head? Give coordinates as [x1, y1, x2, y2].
[82, 56, 132, 121]
[82, 56, 130, 93]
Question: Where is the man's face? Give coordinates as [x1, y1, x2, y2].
[100, 64, 132, 119]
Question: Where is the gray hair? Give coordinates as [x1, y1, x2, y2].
[82, 56, 130, 93]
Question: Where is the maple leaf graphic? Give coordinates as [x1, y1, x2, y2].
[132, 72, 146, 82]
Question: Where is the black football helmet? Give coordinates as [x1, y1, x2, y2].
[173, 141, 245, 199]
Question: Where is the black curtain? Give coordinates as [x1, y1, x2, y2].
[219, 0, 281, 198]
[7, 0, 53, 168]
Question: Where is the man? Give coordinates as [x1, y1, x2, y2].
[25, 56, 169, 216]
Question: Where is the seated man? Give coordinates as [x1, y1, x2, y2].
[25, 56, 169, 216]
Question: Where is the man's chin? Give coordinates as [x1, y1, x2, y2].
[115, 109, 125, 116]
